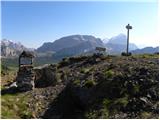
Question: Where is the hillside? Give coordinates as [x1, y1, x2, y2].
[1, 54, 159, 119]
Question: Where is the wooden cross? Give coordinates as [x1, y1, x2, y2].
[126, 24, 132, 55]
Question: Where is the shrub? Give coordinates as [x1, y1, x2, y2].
[133, 85, 140, 94]
[113, 95, 128, 108]
[105, 70, 114, 78]
[101, 99, 112, 118]
[103, 99, 111, 108]
[55, 72, 62, 82]
[85, 110, 99, 119]
[140, 111, 152, 119]
[121, 52, 126, 56]
[85, 108, 109, 119]
[58, 58, 70, 67]
[121, 52, 132, 56]
[73, 79, 81, 86]
[154, 52, 159, 55]
[80, 68, 90, 74]
[84, 79, 96, 88]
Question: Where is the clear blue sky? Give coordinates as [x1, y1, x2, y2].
[1, 1, 159, 48]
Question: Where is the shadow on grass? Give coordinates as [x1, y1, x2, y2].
[1, 87, 27, 95]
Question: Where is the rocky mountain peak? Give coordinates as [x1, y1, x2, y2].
[1, 39, 28, 57]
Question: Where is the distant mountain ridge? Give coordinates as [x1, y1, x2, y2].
[105, 34, 138, 54]
[1, 39, 33, 57]
[37, 35, 105, 58]
[37, 34, 139, 56]
[37, 35, 104, 53]
[131, 46, 159, 54]
[1, 34, 157, 59]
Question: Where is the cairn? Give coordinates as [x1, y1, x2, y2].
[16, 51, 35, 91]
[16, 66, 35, 91]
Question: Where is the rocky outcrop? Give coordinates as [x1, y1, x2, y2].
[40, 54, 159, 119]
[34, 64, 60, 88]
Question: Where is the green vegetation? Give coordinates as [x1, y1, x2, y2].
[73, 79, 81, 86]
[113, 95, 128, 108]
[80, 68, 90, 74]
[84, 79, 96, 88]
[1, 57, 57, 68]
[1, 64, 18, 86]
[1, 93, 32, 119]
[103, 99, 111, 108]
[104, 69, 114, 78]
[55, 72, 62, 82]
[34, 57, 57, 66]
[1, 58, 18, 68]
[85, 99, 111, 119]
[140, 111, 152, 119]
[133, 54, 159, 59]
[85, 110, 99, 119]
[133, 85, 140, 94]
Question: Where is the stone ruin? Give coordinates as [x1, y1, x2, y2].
[16, 51, 35, 91]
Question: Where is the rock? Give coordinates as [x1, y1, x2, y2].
[16, 66, 35, 91]
[34, 65, 58, 87]
[140, 97, 148, 104]
[9, 82, 17, 88]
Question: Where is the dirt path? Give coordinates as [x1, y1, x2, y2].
[28, 83, 66, 118]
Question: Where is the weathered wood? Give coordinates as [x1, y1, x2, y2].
[126, 24, 132, 55]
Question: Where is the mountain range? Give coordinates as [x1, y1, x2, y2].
[105, 34, 138, 54]
[131, 47, 159, 54]
[1, 34, 159, 58]
[1, 39, 29, 57]
[37, 35, 105, 58]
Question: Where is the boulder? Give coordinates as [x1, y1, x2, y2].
[34, 65, 59, 87]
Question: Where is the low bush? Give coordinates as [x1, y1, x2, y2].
[121, 52, 132, 56]
[73, 79, 81, 86]
[104, 70, 114, 78]
[80, 68, 90, 74]
[84, 79, 96, 88]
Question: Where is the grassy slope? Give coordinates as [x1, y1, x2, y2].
[1, 93, 33, 119]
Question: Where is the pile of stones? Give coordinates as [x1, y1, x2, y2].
[16, 66, 35, 91]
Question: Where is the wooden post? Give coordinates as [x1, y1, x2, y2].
[126, 24, 132, 55]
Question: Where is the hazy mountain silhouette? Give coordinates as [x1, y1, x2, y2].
[131, 46, 159, 54]
[105, 34, 138, 54]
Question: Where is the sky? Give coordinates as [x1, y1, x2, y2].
[1, 0, 159, 48]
